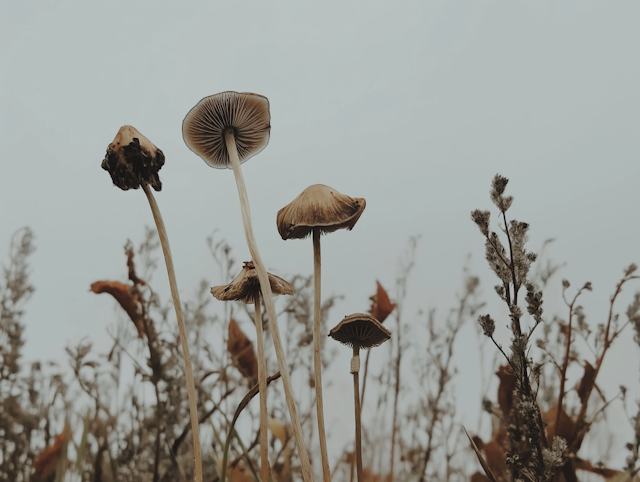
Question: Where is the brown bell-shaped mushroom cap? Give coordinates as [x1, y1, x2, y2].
[182, 91, 270, 169]
[328, 313, 390, 349]
[101, 125, 165, 191]
[211, 261, 293, 304]
[276, 184, 366, 240]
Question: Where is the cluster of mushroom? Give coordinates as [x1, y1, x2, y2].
[101, 91, 391, 482]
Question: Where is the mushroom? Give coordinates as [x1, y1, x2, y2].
[277, 184, 365, 482]
[182, 92, 312, 482]
[101, 126, 203, 482]
[211, 261, 293, 482]
[329, 313, 390, 482]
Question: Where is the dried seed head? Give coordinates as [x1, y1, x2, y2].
[277, 184, 366, 240]
[102, 125, 165, 191]
[182, 91, 270, 169]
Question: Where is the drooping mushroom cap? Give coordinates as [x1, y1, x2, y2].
[276, 184, 366, 240]
[328, 313, 390, 349]
[211, 261, 294, 304]
[101, 125, 165, 191]
[182, 91, 271, 169]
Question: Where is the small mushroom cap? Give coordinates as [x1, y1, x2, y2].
[276, 184, 366, 240]
[101, 125, 165, 191]
[211, 261, 294, 304]
[328, 313, 390, 349]
[182, 91, 271, 169]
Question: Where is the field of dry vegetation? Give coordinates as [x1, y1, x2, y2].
[1, 92, 639, 482]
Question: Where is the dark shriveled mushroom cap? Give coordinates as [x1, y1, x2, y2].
[182, 92, 271, 169]
[211, 261, 294, 304]
[276, 184, 366, 240]
[328, 313, 390, 349]
[102, 125, 165, 191]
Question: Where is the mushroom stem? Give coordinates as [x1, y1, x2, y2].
[225, 130, 313, 482]
[142, 184, 202, 482]
[351, 344, 363, 482]
[313, 228, 331, 482]
[254, 292, 269, 482]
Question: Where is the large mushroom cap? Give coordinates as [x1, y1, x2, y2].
[102, 125, 165, 191]
[276, 184, 366, 240]
[182, 91, 271, 169]
[211, 261, 294, 304]
[328, 313, 390, 349]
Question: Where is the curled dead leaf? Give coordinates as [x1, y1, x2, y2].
[33, 427, 70, 479]
[577, 360, 596, 405]
[227, 319, 258, 386]
[369, 281, 397, 323]
[543, 406, 577, 446]
[496, 365, 517, 418]
[268, 417, 287, 445]
[90, 280, 144, 338]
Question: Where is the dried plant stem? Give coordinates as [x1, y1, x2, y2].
[254, 294, 270, 482]
[570, 273, 639, 451]
[313, 228, 331, 482]
[352, 344, 363, 482]
[225, 131, 313, 482]
[142, 184, 202, 482]
[221, 372, 281, 482]
[359, 350, 371, 406]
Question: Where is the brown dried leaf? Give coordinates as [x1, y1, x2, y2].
[90, 281, 144, 338]
[543, 406, 577, 446]
[471, 472, 491, 482]
[496, 365, 517, 418]
[575, 458, 622, 479]
[125, 243, 145, 286]
[227, 319, 258, 385]
[369, 281, 397, 323]
[464, 427, 498, 482]
[229, 463, 254, 482]
[268, 417, 287, 445]
[577, 360, 596, 405]
[33, 427, 70, 479]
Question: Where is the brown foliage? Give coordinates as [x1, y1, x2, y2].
[227, 318, 258, 386]
[33, 427, 69, 479]
[495, 365, 516, 418]
[369, 281, 397, 323]
[577, 361, 596, 405]
[543, 406, 577, 446]
[90, 280, 144, 338]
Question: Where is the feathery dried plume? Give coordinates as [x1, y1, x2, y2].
[478, 314, 495, 337]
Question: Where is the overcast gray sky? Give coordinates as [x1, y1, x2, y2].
[2, 0, 639, 471]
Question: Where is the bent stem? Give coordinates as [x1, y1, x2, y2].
[254, 292, 270, 482]
[313, 228, 331, 482]
[352, 344, 363, 482]
[142, 184, 202, 482]
[224, 129, 313, 482]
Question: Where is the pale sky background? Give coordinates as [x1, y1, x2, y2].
[1, 0, 639, 474]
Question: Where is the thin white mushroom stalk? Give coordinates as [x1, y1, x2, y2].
[142, 183, 203, 482]
[225, 130, 314, 482]
[313, 228, 331, 482]
[254, 291, 269, 482]
[101, 126, 203, 482]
